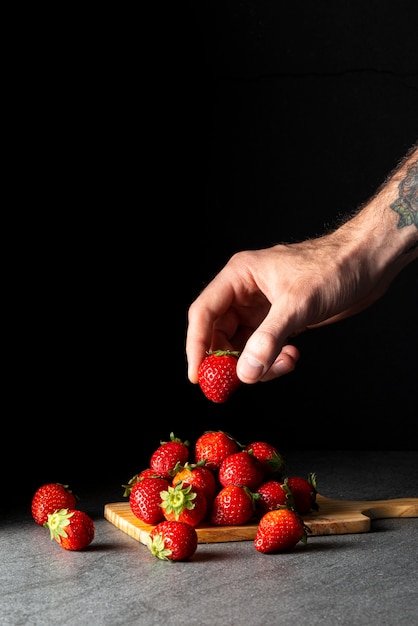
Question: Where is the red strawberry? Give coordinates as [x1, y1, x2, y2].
[147, 520, 198, 561]
[194, 430, 241, 472]
[218, 451, 265, 491]
[122, 469, 163, 498]
[254, 507, 309, 554]
[31, 483, 77, 526]
[198, 350, 242, 403]
[160, 482, 207, 527]
[129, 476, 170, 524]
[285, 473, 318, 514]
[244, 441, 286, 478]
[255, 479, 291, 516]
[45, 509, 95, 551]
[171, 461, 217, 511]
[150, 432, 190, 479]
[138, 468, 164, 480]
[210, 485, 258, 526]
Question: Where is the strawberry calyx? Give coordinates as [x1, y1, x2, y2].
[169, 459, 207, 478]
[280, 479, 297, 510]
[253, 448, 286, 476]
[205, 350, 241, 359]
[44, 508, 74, 542]
[122, 470, 161, 498]
[298, 513, 312, 544]
[147, 532, 172, 561]
[122, 473, 140, 498]
[160, 432, 190, 448]
[308, 472, 319, 511]
[122, 469, 164, 497]
[308, 472, 318, 493]
[265, 451, 286, 476]
[160, 483, 197, 519]
[243, 486, 262, 511]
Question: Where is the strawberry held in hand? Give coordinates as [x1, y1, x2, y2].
[198, 350, 242, 403]
[45, 508, 95, 551]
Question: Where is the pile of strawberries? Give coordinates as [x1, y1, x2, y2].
[31, 483, 95, 551]
[123, 430, 318, 561]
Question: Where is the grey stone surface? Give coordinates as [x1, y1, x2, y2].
[1, 451, 417, 626]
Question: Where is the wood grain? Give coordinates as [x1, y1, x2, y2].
[104, 495, 418, 545]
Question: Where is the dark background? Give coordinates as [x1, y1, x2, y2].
[6, 2, 417, 506]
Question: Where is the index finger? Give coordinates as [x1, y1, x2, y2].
[185, 279, 235, 384]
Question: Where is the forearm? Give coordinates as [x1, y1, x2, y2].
[331, 144, 418, 281]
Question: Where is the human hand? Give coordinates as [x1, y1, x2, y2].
[186, 145, 417, 386]
[185, 233, 398, 385]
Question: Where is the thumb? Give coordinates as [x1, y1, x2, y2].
[236, 313, 300, 384]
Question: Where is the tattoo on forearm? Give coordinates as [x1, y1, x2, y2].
[390, 160, 418, 229]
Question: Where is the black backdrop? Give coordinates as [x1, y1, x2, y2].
[6, 2, 418, 506]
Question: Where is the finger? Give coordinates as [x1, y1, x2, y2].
[186, 280, 236, 383]
[237, 334, 298, 384]
[236, 307, 298, 384]
[259, 344, 300, 382]
[186, 309, 214, 384]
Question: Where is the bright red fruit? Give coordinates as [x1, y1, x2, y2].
[198, 350, 242, 403]
[254, 507, 308, 554]
[285, 473, 318, 514]
[147, 521, 198, 561]
[255, 479, 289, 516]
[31, 483, 77, 526]
[171, 462, 217, 511]
[245, 441, 286, 478]
[138, 468, 164, 480]
[45, 509, 95, 551]
[210, 485, 258, 526]
[150, 432, 190, 479]
[218, 451, 265, 490]
[194, 430, 240, 472]
[129, 476, 170, 524]
[160, 483, 207, 527]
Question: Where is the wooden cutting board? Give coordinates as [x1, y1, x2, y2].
[104, 495, 418, 545]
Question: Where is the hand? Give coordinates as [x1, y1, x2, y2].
[186, 146, 418, 386]
[186, 232, 411, 385]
